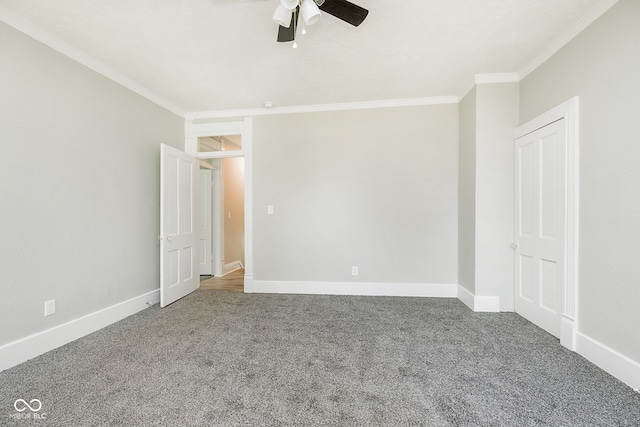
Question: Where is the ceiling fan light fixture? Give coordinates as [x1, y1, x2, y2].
[272, 4, 293, 27]
[280, 0, 300, 10]
[275, 0, 368, 44]
[300, 0, 321, 25]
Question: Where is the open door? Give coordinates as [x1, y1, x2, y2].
[198, 169, 213, 275]
[160, 144, 199, 307]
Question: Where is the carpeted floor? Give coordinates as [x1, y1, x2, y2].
[1, 291, 639, 426]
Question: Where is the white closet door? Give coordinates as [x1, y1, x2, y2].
[515, 119, 566, 337]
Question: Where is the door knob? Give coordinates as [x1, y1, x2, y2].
[510, 242, 519, 250]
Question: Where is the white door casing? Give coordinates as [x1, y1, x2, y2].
[515, 119, 566, 338]
[160, 144, 199, 307]
[198, 169, 212, 275]
[514, 97, 579, 350]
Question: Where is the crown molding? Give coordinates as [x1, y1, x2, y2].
[458, 74, 518, 100]
[0, 6, 185, 118]
[474, 73, 520, 84]
[185, 96, 459, 120]
[518, 0, 619, 80]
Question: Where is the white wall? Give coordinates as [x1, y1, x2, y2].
[475, 83, 518, 310]
[520, 0, 640, 364]
[0, 22, 184, 346]
[458, 83, 518, 310]
[458, 87, 477, 295]
[252, 105, 459, 286]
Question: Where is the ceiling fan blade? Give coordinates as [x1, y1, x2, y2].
[277, 6, 299, 42]
[319, 0, 368, 27]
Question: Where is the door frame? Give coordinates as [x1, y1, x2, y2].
[184, 118, 254, 293]
[515, 97, 579, 350]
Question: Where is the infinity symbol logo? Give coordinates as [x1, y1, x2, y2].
[14, 399, 42, 412]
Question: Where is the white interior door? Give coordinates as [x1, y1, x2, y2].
[514, 119, 566, 337]
[160, 144, 199, 307]
[198, 169, 212, 275]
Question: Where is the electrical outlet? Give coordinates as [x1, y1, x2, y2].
[352, 266, 358, 276]
[44, 300, 56, 317]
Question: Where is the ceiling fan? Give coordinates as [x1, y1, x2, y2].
[273, 0, 368, 45]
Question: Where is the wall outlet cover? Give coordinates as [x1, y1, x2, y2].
[44, 300, 56, 317]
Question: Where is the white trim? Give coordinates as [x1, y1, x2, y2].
[196, 151, 244, 160]
[515, 97, 580, 350]
[187, 122, 246, 136]
[474, 73, 520, 84]
[459, 80, 477, 102]
[243, 274, 254, 294]
[457, 285, 475, 310]
[0, 6, 185, 118]
[518, 0, 619, 80]
[515, 97, 579, 139]
[576, 331, 640, 391]
[460, 74, 519, 103]
[0, 289, 159, 372]
[253, 281, 458, 298]
[457, 286, 501, 312]
[242, 117, 254, 293]
[185, 96, 459, 120]
[560, 316, 576, 350]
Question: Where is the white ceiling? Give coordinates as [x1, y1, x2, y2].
[0, 0, 608, 113]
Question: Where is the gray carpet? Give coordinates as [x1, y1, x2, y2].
[1, 291, 639, 426]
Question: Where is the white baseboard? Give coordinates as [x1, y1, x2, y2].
[243, 274, 254, 293]
[560, 316, 577, 350]
[0, 289, 159, 372]
[576, 331, 640, 390]
[253, 280, 458, 298]
[223, 260, 243, 276]
[457, 286, 475, 310]
[457, 286, 500, 312]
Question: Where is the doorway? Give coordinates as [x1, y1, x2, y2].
[185, 118, 254, 293]
[200, 269, 244, 292]
[198, 139, 245, 279]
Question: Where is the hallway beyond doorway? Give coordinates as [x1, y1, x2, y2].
[200, 270, 244, 292]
